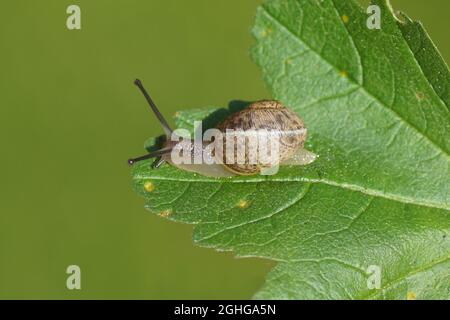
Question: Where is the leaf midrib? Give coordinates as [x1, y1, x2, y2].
[134, 173, 449, 210]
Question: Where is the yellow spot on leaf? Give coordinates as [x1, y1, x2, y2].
[407, 292, 416, 300]
[342, 15, 349, 24]
[260, 28, 273, 38]
[237, 199, 250, 209]
[174, 111, 180, 118]
[159, 209, 172, 218]
[415, 92, 424, 101]
[144, 181, 155, 193]
[339, 70, 348, 78]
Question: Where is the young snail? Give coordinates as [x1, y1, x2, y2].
[128, 79, 317, 177]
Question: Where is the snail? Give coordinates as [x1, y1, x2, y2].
[128, 79, 316, 177]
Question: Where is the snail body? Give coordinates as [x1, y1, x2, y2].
[128, 80, 316, 177]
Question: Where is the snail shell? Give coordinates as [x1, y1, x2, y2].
[216, 100, 307, 175]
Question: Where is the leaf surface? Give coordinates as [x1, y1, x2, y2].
[132, 0, 450, 299]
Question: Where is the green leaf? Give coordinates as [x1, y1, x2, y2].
[131, 0, 450, 299]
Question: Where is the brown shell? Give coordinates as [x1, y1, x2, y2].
[216, 100, 307, 175]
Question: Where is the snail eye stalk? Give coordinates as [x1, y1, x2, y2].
[127, 147, 172, 166]
[134, 79, 173, 137]
[128, 79, 174, 167]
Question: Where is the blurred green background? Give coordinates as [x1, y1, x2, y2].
[0, 0, 448, 299]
